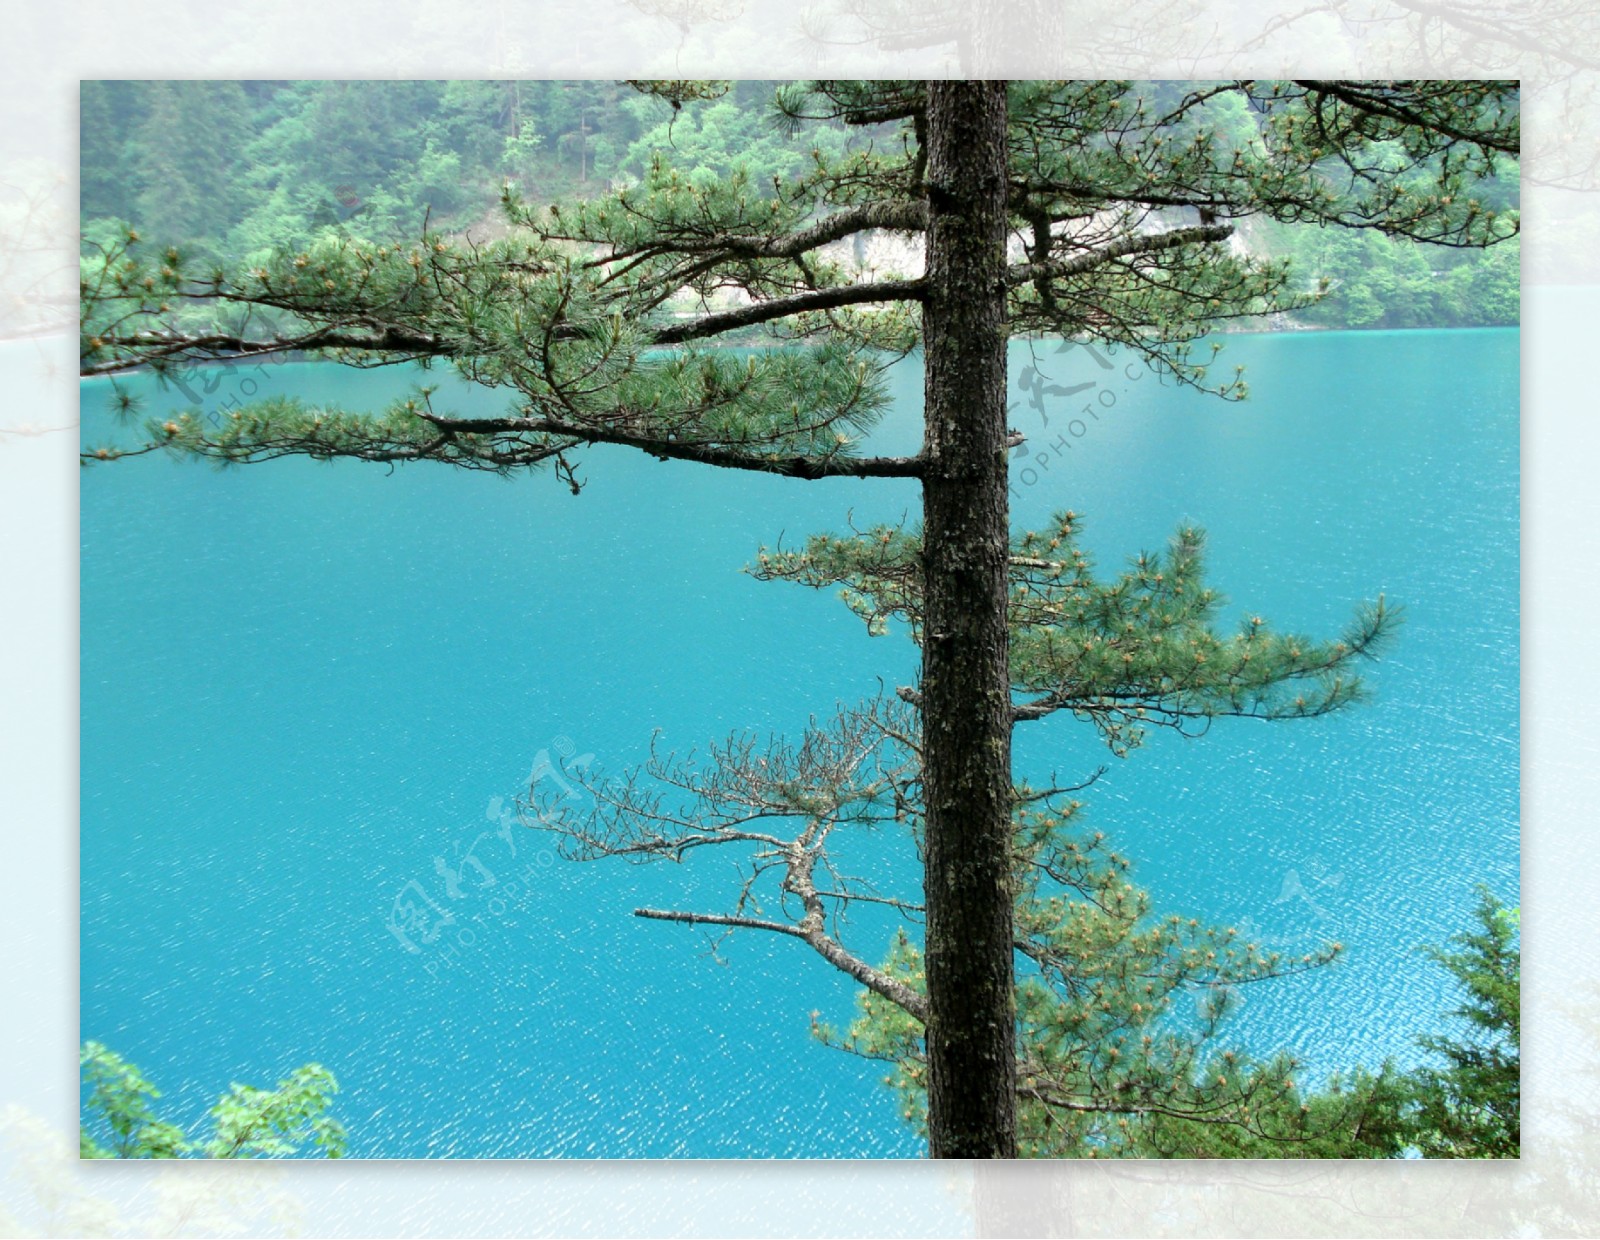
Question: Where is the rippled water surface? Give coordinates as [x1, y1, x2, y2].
[81, 327, 1518, 1158]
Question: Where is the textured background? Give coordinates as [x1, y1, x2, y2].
[2, 6, 1592, 1234]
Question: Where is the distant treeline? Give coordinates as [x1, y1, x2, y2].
[79, 80, 1519, 331]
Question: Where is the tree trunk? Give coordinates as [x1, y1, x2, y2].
[919, 80, 1017, 1159]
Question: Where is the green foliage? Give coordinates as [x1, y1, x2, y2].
[120, 82, 252, 255]
[1444, 240, 1520, 325]
[79, 1043, 348, 1160]
[80, 213, 901, 475]
[1402, 889, 1521, 1157]
[81, 81, 1521, 472]
[1133, 1065, 1415, 1159]
[1267, 218, 1520, 328]
[623, 97, 850, 193]
[80, 79, 1517, 331]
[754, 506, 1403, 1155]
[838, 869, 1515, 1158]
[78, 80, 818, 262]
[79, 1043, 190, 1159]
[756, 513, 1397, 756]
[830, 809, 1416, 1158]
[201, 1065, 349, 1159]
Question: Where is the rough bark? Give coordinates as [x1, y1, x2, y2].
[919, 80, 1018, 1159]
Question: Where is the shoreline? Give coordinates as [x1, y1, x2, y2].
[69, 319, 1522, 383]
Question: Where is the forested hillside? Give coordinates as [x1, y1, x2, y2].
[80, 80, 1518, 330]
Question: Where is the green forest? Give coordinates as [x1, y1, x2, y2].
[79, 79, 1518, 331]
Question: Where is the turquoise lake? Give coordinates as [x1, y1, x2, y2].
[80, 328, 1519, 1159]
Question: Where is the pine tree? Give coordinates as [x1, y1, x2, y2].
[81, 80, 1518, 1158]
[1403, 889, 1521, 1157]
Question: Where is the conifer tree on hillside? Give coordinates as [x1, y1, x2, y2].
[81, 80, 1518, 1158]
[124, 81, 251, 249]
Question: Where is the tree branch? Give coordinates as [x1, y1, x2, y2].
[1006, 225, 1234, 288]
[1292, 79, 1522, 154]
[635, 907, 928, 1021]
[81, 326, 449, 376]
[416, 410, 924, 478]
[82, 277, 928, 379]
[634, 201, 928, 261]
[651, 278, 926, 343]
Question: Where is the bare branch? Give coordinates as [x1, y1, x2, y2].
[636, 907, 928, 1021]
